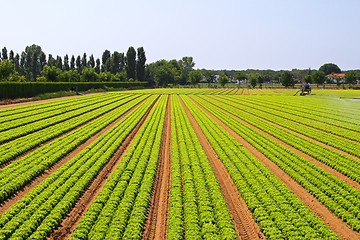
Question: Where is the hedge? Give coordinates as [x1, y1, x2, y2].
[0, 82, 148, 99]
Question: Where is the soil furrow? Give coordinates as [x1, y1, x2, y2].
[201, 97, 360, 192]
[190, 96, 360, 240]
[209, 96, 360, 161]
[0, 96, 149, 214]
[0, 95, 143, 169]
[48, 96, 159, 240]
[142, 95, 171, 240]
[181, 96, 265, 240]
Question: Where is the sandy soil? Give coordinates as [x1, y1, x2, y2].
[0, 96, 150, 214]
[183, 96, 265, 240]
[48, 96, 158, 240]
[142, 95, 171, 240]
[194, 96, 360, 240]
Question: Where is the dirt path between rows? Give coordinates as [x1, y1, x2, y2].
[232, 97, 360, 143]
[192, 96, 360, 240]
[200, 97, 360, 192]
[0, 95, 144, 170]
[234, 88, 240, 95]
[142, 95, 171, 240]
[0, 96, 150, 214]
[48, 96, 159, 240]
[210, 96, 360, 161]
[182, 96, 265, 240]
[0, 92, 105, 109]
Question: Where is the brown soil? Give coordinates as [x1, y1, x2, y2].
[215, 97, 360, 161]
[48, 96, 159, 240]
[0, 96, 150, 215]
[0, 92, 105, 109]
[234, 89, 240, 95]
[0, 95, 146, 169]
[193, 96, 360, 240]
[235, 98, 360, 144]
[248, 89, 251, 95]
[142, 95, 171, 240]
[241, 89, 244, 95]
[182, 96, 265, 240]
[252, 89, 259, 95]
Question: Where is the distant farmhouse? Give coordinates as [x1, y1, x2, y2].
[326, 73, 346, 83]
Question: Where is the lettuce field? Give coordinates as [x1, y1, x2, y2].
[0, 89, 359, 240]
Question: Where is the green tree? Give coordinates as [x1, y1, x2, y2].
[82, 53, 87, 68]
[9, 50, 14, 61]
[76, 56, 81, 72]
[218, 74, 229, 87]
[189, 70, 202, 85]
[154, 64, 173, 87]
[2, 47, 8, 60]
[39, 52, 46, 69]
[249, 74, 257, 88]
[70, 55, 75, 70]
[63, 54, 70, 71]
[345, 70, 357, 86]
[88, 54, 95, 69]
[126, 46, 136, 80]
[95, 58, 101, 74]
[81, 67, 98, 82]
[280, 71, 295, 87]
[48, 54, 55, 67]
[136, 47, 146, 82]
[204, 70, 216, 87]
[179, 56, 195, 84]
[110, 51, 121, 74]
[56, 56, 63, 70]
[14, 54, 20, 73]
[319, 63, 341, 75]
[235, 71, 247, 88]
[59, 70, 80, 82]
[303, 75, 312, 83]
[101, 50, 111, 72]
[0, 59, 15, 81]
[41, 66, 62, 82]
[311, 70, 326, 87]
[257, 74, 264, 88]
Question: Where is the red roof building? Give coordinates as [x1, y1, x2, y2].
[326, 73, 346, 78]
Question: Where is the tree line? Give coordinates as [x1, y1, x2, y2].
[0, 45, 146, 83]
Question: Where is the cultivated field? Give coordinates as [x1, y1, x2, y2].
[0, 89, 359, 239]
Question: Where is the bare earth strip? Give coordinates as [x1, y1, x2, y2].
[202, 97, 360, 192]
[0, 96, 150, 214]
[48, 96, 159, 240]
[0, 95, 145, 169]
[0, 92, 106, 109]
[210, 96, 360, 161]
[234, 89, 240, 95]
[190, 96, 360, 240]
[142, 95, 171, 240]
[182, 96, 265, 240]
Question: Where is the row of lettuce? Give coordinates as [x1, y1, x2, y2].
[189, 95, 360, 232]
[0, 95, 158, 239]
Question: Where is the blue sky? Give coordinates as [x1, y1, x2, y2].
[2, 0, 359, 70]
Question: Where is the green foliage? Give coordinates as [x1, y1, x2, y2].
[189, 70, 202, 85]
[248, 74, 257, 88]
[126, 46, 136, 80]
[40, 66, 62, 82]
[203, 70, 216, 86]
[303, 75, 312, 83]
[345, 70, 357, 85]
[136, 47, 146, 82]
[154, 64, 173, 87]
[0, 59, 16, 81]
[311, 70, 326, 86]
[179, 56, 195, 84]
[81, 67, 98, 82]
[319, 63, 341, 75]
[280, 71, 294, 87]
[218, 74, 229, 87]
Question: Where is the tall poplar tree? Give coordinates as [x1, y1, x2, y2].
[136, 47, 146, 82]
[126, 46, 136, 80]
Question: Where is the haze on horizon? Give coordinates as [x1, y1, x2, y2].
[2, 0, 359, 71]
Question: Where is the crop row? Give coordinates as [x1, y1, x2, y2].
[223, 95, 360, 141]
[237, 96, 360, 130]
[0, 95, 150, 202]
[209, 96, 360, 158]
[181, 95, 339, 239]
[191, 95, 360, 232]
[0, 94, 141, 165]
[0, 94, 132, 144]
[0, 93, 117, 131]
[206, 96, 360, 183]
[70, 95, 167, 240]
[0, 95, 157, 240]
[0, 93, 103, 118]
[167, 95, 237, 240]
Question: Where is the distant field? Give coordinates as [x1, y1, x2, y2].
[0, 90, 359, 239]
